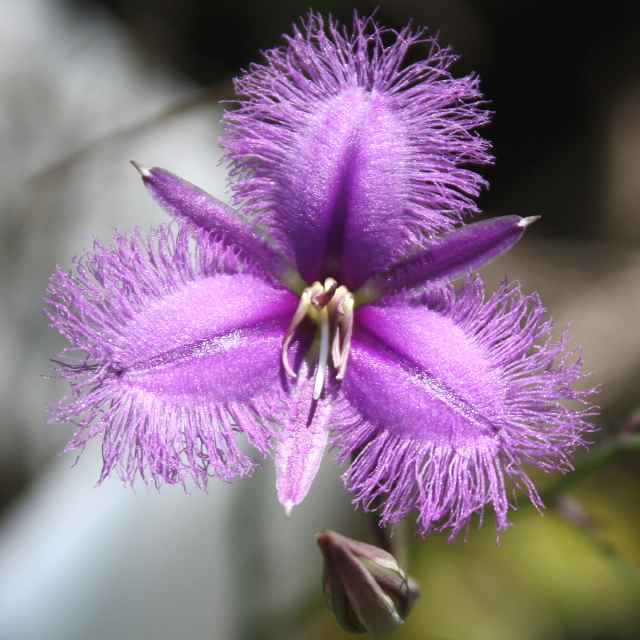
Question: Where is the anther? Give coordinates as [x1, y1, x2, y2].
[331, 290, 354, 379]
[311, 278, 337, 308]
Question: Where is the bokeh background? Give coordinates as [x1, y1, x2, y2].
[1, 0, 640, 638]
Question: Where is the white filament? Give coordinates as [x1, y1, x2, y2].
[313, 307, 330, 400]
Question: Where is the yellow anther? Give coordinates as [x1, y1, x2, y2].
[310, 278, 338, 308]
[331, 290, 354, 379]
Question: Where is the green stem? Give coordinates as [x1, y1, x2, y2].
[367, 510, 393, 555]
[350, 450, 408, 565]
[363, 504, 410, 570]
[537, 430, 640, 591]
[541, 433, 640, 503]
[582, 531, 640, 590]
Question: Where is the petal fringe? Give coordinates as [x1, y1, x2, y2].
[335, 277, 597, 539]
[45, 223, 296, 488]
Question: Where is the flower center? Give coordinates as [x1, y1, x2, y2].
[281, 278, 355, 400]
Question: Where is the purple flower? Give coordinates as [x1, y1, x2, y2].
[46, 14, 596, 539]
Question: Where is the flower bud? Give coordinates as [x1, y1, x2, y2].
[316, 530, 419, 639]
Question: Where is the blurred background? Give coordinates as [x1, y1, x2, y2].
[1, 0, 640, 638]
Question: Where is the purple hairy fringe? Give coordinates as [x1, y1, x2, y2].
[222, 13, 492, 254]
[45, 223, 278, 488]
[335, 277, 597, 540]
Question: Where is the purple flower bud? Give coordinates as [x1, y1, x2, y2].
[316, 530, 418, 638]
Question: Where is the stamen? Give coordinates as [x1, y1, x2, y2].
[281, 290, 312, 378]
[282, 279, 355, 388]
[313, 306, 330, 400]
[331, 289, 349, 368]
[311, 278, 337, 308]
[333, 289, 355, 380]
[331, 316, 342, 369]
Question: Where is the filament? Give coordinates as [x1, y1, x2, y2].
[313, 307, 330, 400]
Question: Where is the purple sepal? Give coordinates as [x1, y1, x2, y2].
[275, 361, 332, 516]
[356, 215, 535, 303]
[134, 164, 304, 292]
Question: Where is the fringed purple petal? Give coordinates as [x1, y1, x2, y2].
[223, 13, 492, 288]
[335, 277, 596, 539]
[46, 223, 299, 487]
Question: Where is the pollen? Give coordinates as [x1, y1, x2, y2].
[281, 278, 355, 399]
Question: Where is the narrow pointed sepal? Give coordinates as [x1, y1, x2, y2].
[275, 362, 332, 512]
[317, 530, 417, 639]
[355, 215, 533, 304]
[133, 163, 305, 292]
